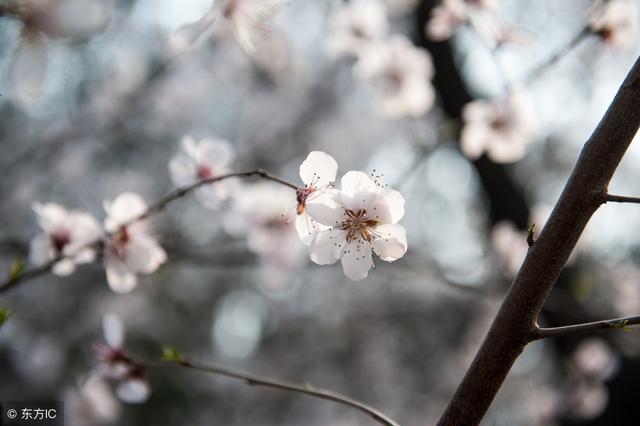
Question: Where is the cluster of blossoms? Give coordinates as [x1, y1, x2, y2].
[28, 139, 407, 290]
[326, 0, 435, 118]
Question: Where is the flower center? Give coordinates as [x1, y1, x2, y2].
[197, 165, 214, 180]
[50, 228, 71, 252]
[339, 209, 379, 243]
[295, 186, 316, 215]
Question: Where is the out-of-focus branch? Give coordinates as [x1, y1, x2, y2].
[602, 193, 640, 204]
[524, 27, 590, 85]
[146, 358, 400, 426]
[438, 55, 640, 425]
[531, 315, 640, 341]
[0, 170, 298, 294]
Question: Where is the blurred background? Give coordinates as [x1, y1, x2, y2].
[1, 0, 640, 424]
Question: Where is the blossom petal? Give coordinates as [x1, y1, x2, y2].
[123, 235, 167, 274]
[104, 192, 148, 230]
[378, 188, 405, 223]
[169, 153, 197, 187]
[198, 137, 235, 170]
[305, 191, 344, 226]
[299, 151, 338, 187]
[105, 255, 137, 293]
[310, 229, 346, 265]
[52, 258, 76, 276]
[102, 313, 124, 349]
[341, 239, 374, 281]
[115, 378, 150, 404]
[29, 233, 53, 266]
[32, 202, 66, 232]
[372, 224, 407, 261]
[340, 171, 379, 211]
[10, 35, 48, 102]
[294, 213, 324, 245]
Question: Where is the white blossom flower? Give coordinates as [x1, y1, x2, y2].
[65, 376, 121, 426]
[425, 0, 469, 42]
[4, 0, 111, 101]
[325, 0, 388, 58]
[294, 151, 338, 245]
[224, 181, 304, 269]
[102, 192, 167, 294]
[587, 0, 638, 48]
[94, 314, 151, 404]
[460, 87, 536, 163]
[169, 135, 235, 210]
[355, 35, 435, 118]
[29, 202, 102, 276]
[217, 0, 286, 55]
[572, 338, 619, 381]
[490, 221, 527, 277]
[306, 171, 407, 281]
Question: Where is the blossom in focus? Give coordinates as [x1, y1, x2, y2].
[29, 202, 102, 276]
[102, 192, 167, 294]
[460, 87, 536, 163]
[306, 171, 407, 281]
[224, 182, 305, 273]
[325, 0, 388, 58]
[355, 35, 435, 118]
[3, 0, 111, 101]
[94, 314, 150, 404]
[169, 135, 235, 210]
[587, 0, 638, 48]
[294, 151, 338, 245]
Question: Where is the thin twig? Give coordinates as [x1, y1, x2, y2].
[531, 315, 640, 341]
[602, 193, 640, 204]
[0, 170, 298, 294]
[524, 27, 590, 86]
[145, 359, 400, 426]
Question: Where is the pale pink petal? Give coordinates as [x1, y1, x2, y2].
[299, 151, 338, 187]
[195, 185, 226, 210]
[104, 192, 148, 230]
[309, 229, 346, 265]
[102, 313, 124, 349]
[32, 202, 66, 232]
[29, 233, 53, 266]
[378, 188, 405, 223]
[372, 224, 407, 261]
[197, 138, 235, 170]
[294, 213, 323, 245]
[305, 192, 344, 227]
[169, 153, 197, 187]
[340, 239, 374, 281]
[115, 378, 150, 404]
[105, 255, 137, 293]
[123, 235, 166, 274]
[340, 171, 379, 211]
[52, 258, 76, 276]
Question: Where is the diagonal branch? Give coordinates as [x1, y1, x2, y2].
[531, 315, 640, 341]
[602, 193, 640, 204]
[145, 358, 400, 426]
[0, 170, 298, 294]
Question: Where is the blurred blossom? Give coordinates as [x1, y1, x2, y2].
[587, 0, 638, 48]
[566, 381, 609, 420]
[460, 87, 536, 163]
[3, 0, 111, 102]
[572, 338, 620, 381]
[325, 0, 389, 59]
[384, 0, 420, 16]
[29, 202, 102, 276]
[224, 181, 305, 271]
[490, 221, 527, 276]
[169, 135, 236, 210]
[103, 192, 167, 293]
[94, 314, 151, 404]
[212, 290, 270, 359]
[294, 151, 338, 245]
[307, 171, 407, 281]
[65, 376, 122, 426]
[610, 264, 640, 316]
[170, 5, 219, 53]
[425, 0, 469, 42]
[355, 35, 435, 118]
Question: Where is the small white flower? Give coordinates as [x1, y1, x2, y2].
[103, 192, 167, 294]
[169, 135, 235, 210]
[224, 182, 304, 268]
[94, 314, 151, 404]
[355, 35, 435, 118]
[425, 0, 469, 42]
[218, 0, 286, 55]
[65, 375, 122, 426]
[460, 87, 536, 163]
[29, 202, 102, 276]
[294, 151, 338, 245]
[325, 0, 388, 59]
[572, 338, 619, 381]
[307, 171, 407, 281]
[588, 0, 638, 48]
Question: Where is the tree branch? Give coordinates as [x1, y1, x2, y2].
[602, 193, 640, 204]
[0, 170, 298, 294]
[438, 55, 640, 425]
[531, 315, 640, 341]
[145, 358, 400, 426]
